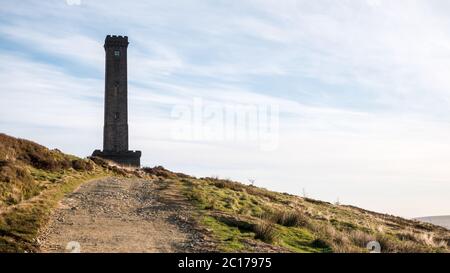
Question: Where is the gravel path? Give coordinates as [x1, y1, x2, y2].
[38, 177, 212, 253]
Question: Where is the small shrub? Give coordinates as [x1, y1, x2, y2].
[375, 233, 425, 253]
[211, 179, 243, 192]
[111, 166, 127, 176]
[89, 156, 109, 168]
[348, 230, 375, 248]
[395, 231, 421, 243]
[253, 221, 278, 243]
[309, 222, 359, 252]
[72, 159, 94, 171]
[265, 209, 309, 227]
[310, 238, 330, 249]
[142, 166, 176, 178]
[71, 159, 86, 171]
[304, 198, 331, 205]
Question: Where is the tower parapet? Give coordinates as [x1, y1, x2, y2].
[104, 35, 129, 48]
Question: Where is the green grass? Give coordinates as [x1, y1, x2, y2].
[179, 176, 449, 253]
[0, 168, 111, 252]
[201, 216, 250, 252]
[277, 226, 329, 253]
[181, 178, 336, 252]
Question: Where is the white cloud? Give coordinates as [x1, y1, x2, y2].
[0, 24, 104, 69]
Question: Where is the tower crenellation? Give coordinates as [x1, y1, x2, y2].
[104, 35, 129, 48]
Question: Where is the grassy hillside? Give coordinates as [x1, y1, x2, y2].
[1, 133, 449, 253]
[143, 169, 450, 253]
[0, 133, 130, 252]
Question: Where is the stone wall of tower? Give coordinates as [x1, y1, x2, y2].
[103, 35, 129, 152]
[92, 35, 141, 167]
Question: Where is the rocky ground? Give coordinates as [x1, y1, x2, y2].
[38, 177, 215, 253]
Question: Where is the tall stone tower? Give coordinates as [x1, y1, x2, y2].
[92, 35, 141, 167]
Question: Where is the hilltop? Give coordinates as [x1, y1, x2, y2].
[0, 133, 448, 253]
[415, 216, 450, 230]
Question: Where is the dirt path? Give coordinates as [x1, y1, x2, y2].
[38, 177, 213, 253]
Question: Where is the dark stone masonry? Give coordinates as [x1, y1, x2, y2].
[92, 35, 141, 167]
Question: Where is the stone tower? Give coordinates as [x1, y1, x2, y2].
[92, 35, 141, 167]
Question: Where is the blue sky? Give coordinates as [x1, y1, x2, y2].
[1, 0, 450, 218]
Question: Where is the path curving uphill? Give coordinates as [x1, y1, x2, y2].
[38, 177, 211, 253]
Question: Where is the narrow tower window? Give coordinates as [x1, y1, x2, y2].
[113, 81, 119, 96]
[114, 50, 120, 57]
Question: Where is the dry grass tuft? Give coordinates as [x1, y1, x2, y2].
[142, 166, 177, 179]
[253, 220, 278, 243]
[265, 209, 309, 228]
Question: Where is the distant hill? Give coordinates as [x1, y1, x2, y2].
[0, 133, 449, 253]
[415, 216, 450, 230]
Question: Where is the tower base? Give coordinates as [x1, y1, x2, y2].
[92, 150, 141, 167]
